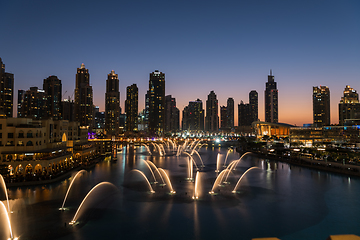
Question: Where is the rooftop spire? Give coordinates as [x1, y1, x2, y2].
[270, 69, 272, 76]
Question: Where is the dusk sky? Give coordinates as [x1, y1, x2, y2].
[1, 0, 359, 126]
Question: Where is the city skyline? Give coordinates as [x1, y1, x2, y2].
[1, 0, 359, 126]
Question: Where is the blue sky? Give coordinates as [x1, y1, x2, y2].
[1, 0, 359, 125]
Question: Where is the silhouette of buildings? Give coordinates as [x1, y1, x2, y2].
[125, 84, 138, 132]
[205, 91, 219, 132]
[265, 70, 278, 123]
[339, 85, 360, 125]
[164, 95, 180, 132]
[75, 63, 93, 129]
[148, 70, 165, 135]
[313, 86, 330, 127]
[182, 99, 204, 131]
[0, 58, 14, 117]
[43, 75, 62, 120]
[105, 70, 120, 136]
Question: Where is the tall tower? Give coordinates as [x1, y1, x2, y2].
[105, 70, 120, 136]
[220, 106, 228, 129]
[249, 90, 258, 123]
[148, 70, 165, 135]
[22, 87, 48, 119]
[227, 97, 234, 129]
[313, 86, 330, 127]
[265, 70, 278, 123]
[43, 75, 62, 120]
[125, 84, 138, 132]
[0, 58, 14, 117]
[182, 99, 204, 131]
[205, 90, 219, 132]
[164, 95, 180, 132]
[339, 85, 360, 125]
[75, 63, 93, 128]
[17, 89, 25, 117]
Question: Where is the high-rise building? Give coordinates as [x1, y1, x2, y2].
[164, 95, 180, 132]
[227, 97, 234, 129]
[148, 70, 165, 135]
[75, 63, 93, 128]
[339, 85, 360, 125]
[105, 70, 120, 136]
[249, 90, 258, 123]
[313, 86, 330, 127]
[62, 98, 74, 122]
[265, 70, 278, 123]
[43, 75, 62, 120]
[205, 91, 219, 132]
[220, 106, 228, 129]
[21, 87, 48, 120]
[182, 99, 204, 131]
[0, 58, 14, 117]
[17, 90, 25, 118]
[94, 106, 105, 129]
[238, 101, 250, 126]
[125, 84, 138, 132]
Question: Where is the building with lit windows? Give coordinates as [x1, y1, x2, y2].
[74, 63, 93, 129]
[17, 90, 25, 118]
[20, 87, 48, 120]
[164, 95, 179, 132]
[313, 86, 330, 127]
[205, 91, 219, 132]
[339, 85, 360, 126]
[148, 70, 165, 135]
[226, 97, 234, 130]
[105, 70, 120, 136]
[43, 75, 62, 120]
[0, 58, 14, 118]
[125, 84, 138, 132]
[265, 70, 278, 123]
[182, 99, 204, 131]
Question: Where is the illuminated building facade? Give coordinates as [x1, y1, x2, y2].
[339, 85, 360, 125]
[43, 75, 62, 120]
[265, 70, 278, 123]
[125, 84, 138, 132]
[205, 91, 219, 132]
[164, 95, 179, 132]
[182, 99, 204, 131]
[238, 101, 250, 126]
[249, 90, 258, 123]
[313, 86, 330, 127]
[220, 106, 228, 129]
[75, 63, 93, 128]
[227, 97, 234, 129]
[0, 58, 14, 117]
[17, 89, 25, 118]
[148, 70, 165, 135]
[21, 87, 48, 120]
[105, 70, 120, 136]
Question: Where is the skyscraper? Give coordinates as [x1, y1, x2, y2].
[164, 95, 180, 132]
[105, 70, 120, 136]
[75, 63, 93, 128]
[43, 75, 62, 120]
[125, 84, 138, 132]
[182, 99, 204, 131]
[148, 70, 165, 135]
[313, 86, 330, 127]
[205, 91, 219, 132]
[21, 87, 48, 120]
[220, 106, 228, 129]
[238, 101, 250, 126]
[339, 85, 360, 125]
[265, 70, 278, 123]
[0, 58, 14, 117]
[249, 90, 258, 123]
[227, 97, 234, 129]
[17, 89, 25, 118]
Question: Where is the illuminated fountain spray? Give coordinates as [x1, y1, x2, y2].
[187, 157, 194, 181]
[142, 144, 152, 155]
[209, 169, 230, 194]
[130, 170, 156, 193]
[146, 160, 165, 185]
[158, 168, 175, 194]
[176, 145, 182, 157]
[232, 167, 258, 193]
[192, 171, 200, 200]
[153, 143, 163, 156]
[215, 153, 221, 172]
[223, 148, 231, 167]
[0, 201, 17, 240]
[191, 150, 205, 167]
[60, 170, 86, 210]
[184, 152, 199, 171]
[0, 174, 11, 213]
[69, 182, 118, 225]
[223, 152, 252, 183]
[160, 144, 166, 155]
[142, 160, 158, 184]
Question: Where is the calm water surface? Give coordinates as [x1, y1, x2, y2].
[3, 146, 360, 240]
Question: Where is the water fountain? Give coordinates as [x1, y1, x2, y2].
[232, 167, 258, 193]
[142, 144, 152, 155]
[223, 148, 231, 167]
[183, 152, 199, 170]
[191, 150, 205, 167]
[69, 182, 118, 225]
[129, 169, 156, 193]
[193, 171, 200, 200]
[60, 170, 86, 210]
[215, 153, 221, 172]
[0, 201, 17, 240]
[146, 160, 165, 185]
[209, 169, 230, 194]
[0, 174, 11, 213]
[158, 168, 175, 194]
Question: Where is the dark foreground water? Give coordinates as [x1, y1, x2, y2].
[2, 146, 360, 240]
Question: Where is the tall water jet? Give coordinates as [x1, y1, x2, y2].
[232, 167, 258, 193]
[141, 160, 158, 184]
[192, 171, 200, 199]
[0, 201, 16, 240]
[153, 143, 164, 156]
[0, 174, 11, 213]
[215, 153, 221, 172]
[209, 169, 230, 194]
[233, 152, 252, 170]
[184, 152, 199, 170]
[69, 182, 118, 225]
[158, 168, 175, 194]
[60, 170, 86, 210]
[160, 144, 166, 155]
[223, 148, 231, 167]
[191, 150, 205, 167]
[223, 160, 239, 183]
[146, 160, 165, 185]
[142, 144, 152, 155]
[129, 170, 156, 193]
[187, 157, 193, 180]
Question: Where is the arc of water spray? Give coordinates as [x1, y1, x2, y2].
[209, 169, 230, 194]
[142, 160, 157, 184]
[0, 174, 11, 213]
[232, 167, 258, 193]
[158, 168, 175, 194]
[69, 182, 118, 225]
[142, 144, 152, 155]
[223, 148, 231, 167]
[193, 171, 200, 199]
[131, 170, 156, 193]
[60, 170, 86, 210]
[183, 152, 199, 170]
[0, 201, 15, 240]
[191, 150, 205, 167]
[223, 152, 252, 183]
[223, 160, 239, 183]
[146, 160, 165, 185]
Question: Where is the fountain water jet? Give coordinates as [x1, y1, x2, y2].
[183, 152, 199, 170]
[193, 171, 200, 199]
[146, 160, 165, 185]
[191, 150, 205, 167]
[187, 157, 194, 180]
[158, 168, 175, 194]
[223, 148, 231, 167]
[128, 170, 156, 193]
[0, 201, 16, 240]
[232, 167, 258, 193]
[60, 170, 86, 210]
[141, 160, 158, 184]
[215, 153, 221, 172]
[142, 144, 152, 155]
[69, 182, 118, 225]
[223, 160, 239, 183]
[209, 169, 230, 194]
[0, 174, 11, 213]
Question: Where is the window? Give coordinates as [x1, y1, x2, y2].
[8, 133, 14, 138]
[26, 141, 33, 146]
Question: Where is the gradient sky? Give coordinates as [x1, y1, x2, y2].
[1, 0, 359, 126]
